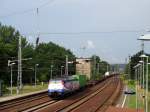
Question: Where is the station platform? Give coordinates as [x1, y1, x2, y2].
[0, 89, 47, 103]
[106, 106, 144, 112]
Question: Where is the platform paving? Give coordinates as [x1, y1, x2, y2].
[106, 106, 144, 112]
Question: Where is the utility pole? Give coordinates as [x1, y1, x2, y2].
[35, 64, 39, 87]
[65, 55, 68, 76]
[61, 66, 64, 77]
[50, 65, 53, 79]
[17, 36, 22, 94]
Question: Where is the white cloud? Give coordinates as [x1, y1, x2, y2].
[87, 40, 95, 49]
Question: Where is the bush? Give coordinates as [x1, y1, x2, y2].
[0, 83, 9, 96]
[129, 80, 135, 85]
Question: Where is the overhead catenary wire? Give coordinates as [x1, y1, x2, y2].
[0, 0, 56, 19]
[22, 30, 144, 36]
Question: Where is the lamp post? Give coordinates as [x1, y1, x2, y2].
[61, 66, 64, 77]
[139, 60, 144, 87]
[133, 64, 138, 111]
[140, 58, 145, 90]
[139, 59, 146, 107]
[10, 63, 15, 95]
[140, 54, 148, 112]
[133, 63, 141, 111]
[35, 64, 39, 87]
[138, 33, 150, 112]
[8, 57, 32, 94]
[139, 61, 146, 109]
[138, 62, 142, 88]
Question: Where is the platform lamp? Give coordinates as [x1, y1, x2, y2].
[9, 63, 15, 95]
[140, 54, 149, 112]
[133, 63, 141, 111]
[139, 60, 144, 88]
[138, 34, 150, 112]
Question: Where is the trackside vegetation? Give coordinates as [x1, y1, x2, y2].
[0, 23, 109, 95]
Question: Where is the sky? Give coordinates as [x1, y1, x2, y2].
[0, 0, 150, 64]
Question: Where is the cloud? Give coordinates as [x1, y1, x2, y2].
[87, 40, 95, 49]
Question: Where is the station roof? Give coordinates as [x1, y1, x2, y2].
[138, 34, 150, 41]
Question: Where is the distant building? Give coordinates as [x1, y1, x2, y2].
[76, 58, 92, 79]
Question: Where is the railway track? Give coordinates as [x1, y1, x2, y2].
[0, 91, 52, 112]
[35, 76, 121, 112]
[28, 77, 115, 112]
[0, 76, 121, 112]
[58, 76, 120, 112]
[16, 77, 110, 112]
[97, 77, 122, 112]
[56, 79, 113, 112]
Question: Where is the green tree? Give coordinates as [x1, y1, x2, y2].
[0, 23, 76, 86]
[91, 55, 109, 79]
[32, 42, 76, 82]
[0, 23, 34, 86]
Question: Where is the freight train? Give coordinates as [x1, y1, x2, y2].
[48, 75, 87, 97]
[48, 73, 116, 98]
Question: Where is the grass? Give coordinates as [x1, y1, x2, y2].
[126, 81, 144, 109]
[125, 80, 137, 108]
[4, 82, 48, 96]
[122, 74, 149, 110]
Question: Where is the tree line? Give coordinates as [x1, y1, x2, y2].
[0, 23, 76, 86]
[0, 23, 110, 88]
[125, 50, 150, 89]
[91, 55, 110, 80]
